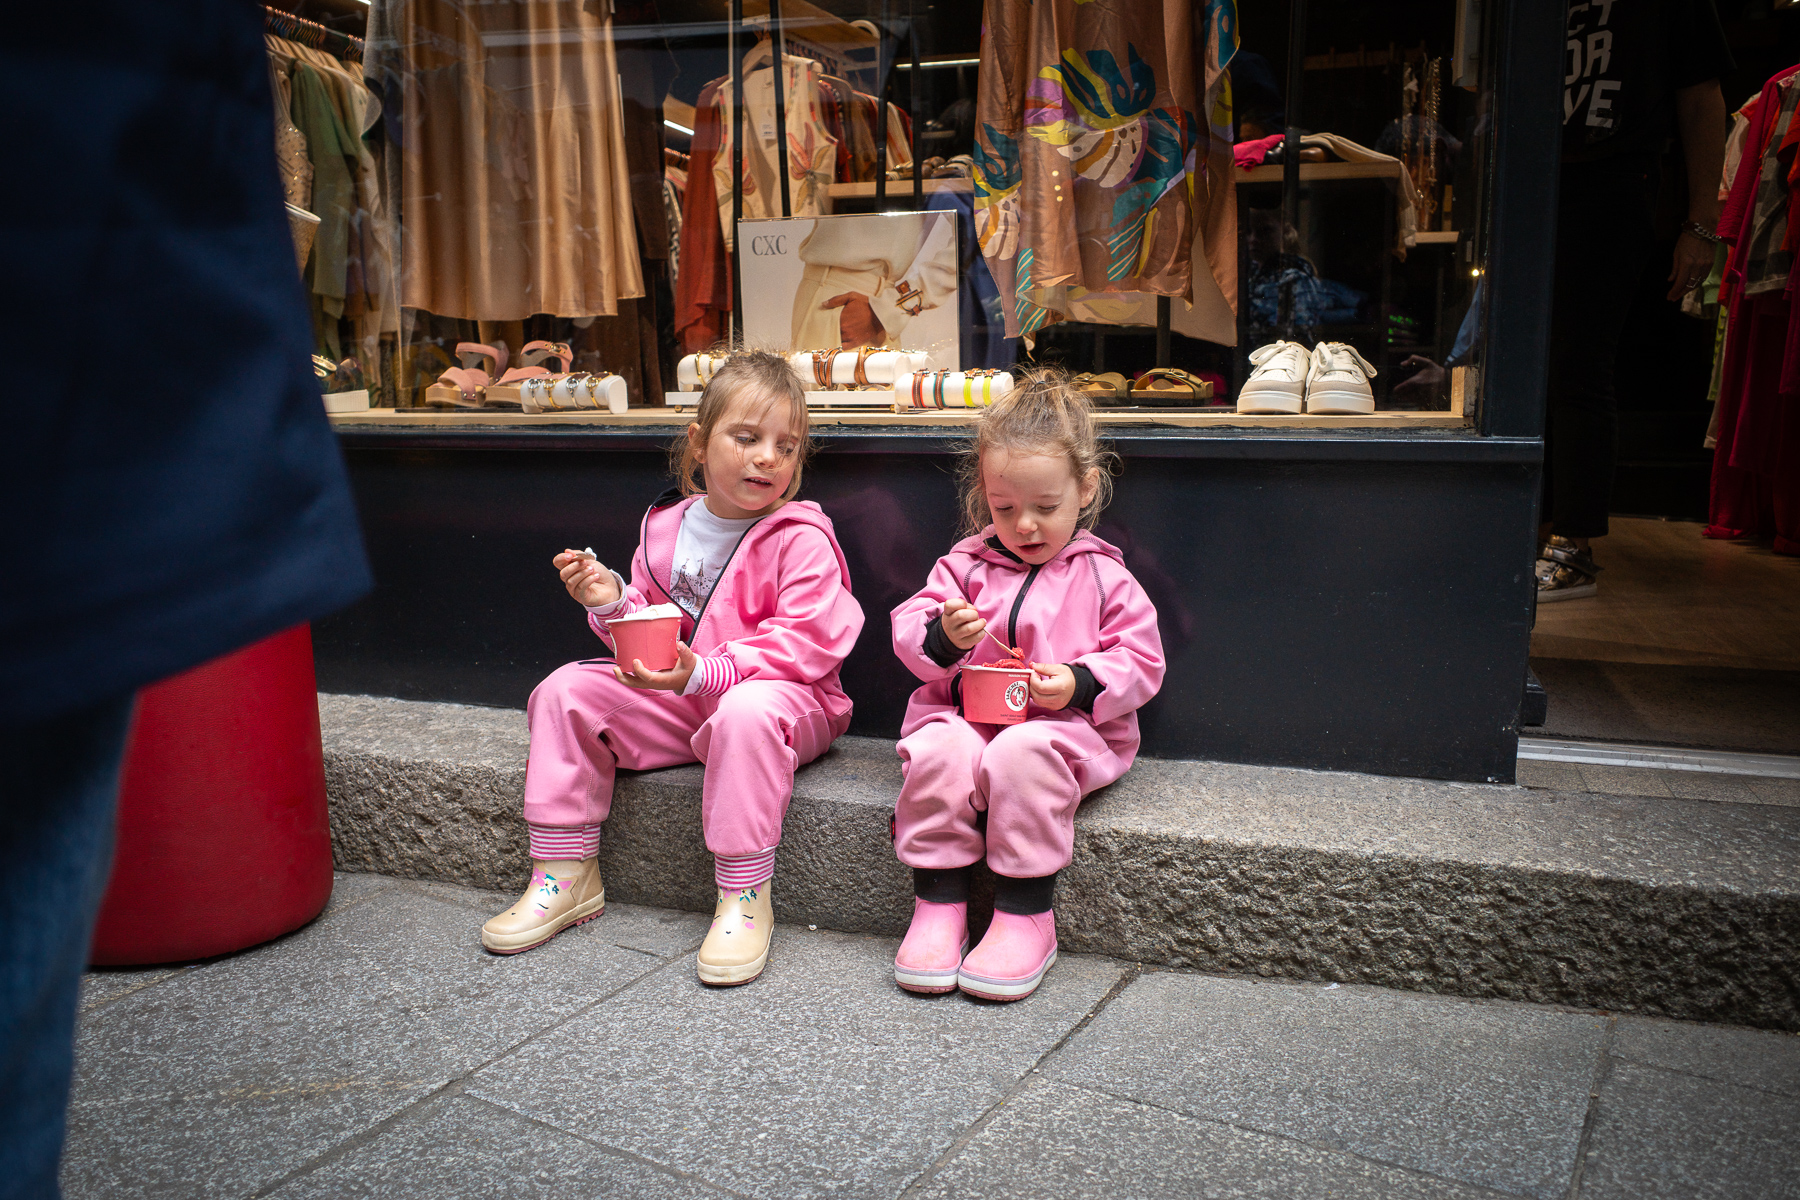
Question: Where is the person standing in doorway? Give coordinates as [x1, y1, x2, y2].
[1540, 0, 1732, 600]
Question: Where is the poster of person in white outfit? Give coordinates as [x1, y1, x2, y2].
[738, 212, 960, 369]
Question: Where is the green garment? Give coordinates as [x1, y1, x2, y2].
[288, 63, 357, 352]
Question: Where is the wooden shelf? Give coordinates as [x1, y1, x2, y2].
[332, 408, 1471, 431]
[828, 178, 972, 199]
[1413, 230, 1459, 244]
[1240, 161, 1403, 184]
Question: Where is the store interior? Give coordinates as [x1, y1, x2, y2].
[271, 0, 1796, 759]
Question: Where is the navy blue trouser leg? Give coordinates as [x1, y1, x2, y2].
[0, 696, 135, 1200]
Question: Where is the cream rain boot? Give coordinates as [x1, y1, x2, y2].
[480, 859, 606, 954]
[697, 879, 773, 986]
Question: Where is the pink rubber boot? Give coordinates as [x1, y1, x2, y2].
[893, 898, 969, 994]
[957, 909, 1057, 1001]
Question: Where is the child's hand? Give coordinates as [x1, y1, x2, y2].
[1028, 662, 1076, 711]
[555, 549, 620, 607]
[614, 639, 698, 693]
[941, 599, 988, 651]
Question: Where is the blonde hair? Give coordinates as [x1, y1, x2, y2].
[670, 348, 812, 501]
[956, 367, 1117, 535]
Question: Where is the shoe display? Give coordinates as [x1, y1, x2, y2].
[893, 897, 969, 994]
[956, 908, 1057, 1002]
[480, 858, 606, 954]
[426, 342, 508, 409]
[1304, 341, 1377, 414]
[1237, 341, 1311, 413]
[698, 880, 774, 986]
[1537, 535, 1600, 602]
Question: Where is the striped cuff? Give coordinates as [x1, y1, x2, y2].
[681, 655, 741, 697]
[715, 847, 776, 888]
[528, 823, 601, 861]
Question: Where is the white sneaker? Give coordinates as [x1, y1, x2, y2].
[1237, 341, 1311, 413]
[1305, 342, 1377, 414]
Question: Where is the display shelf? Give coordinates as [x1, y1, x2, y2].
[827, 178, 972, 199]
[1239, 161, 1404, 184]
[331, 408, 1471, 430]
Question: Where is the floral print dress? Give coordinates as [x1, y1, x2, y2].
[974, 0, 1238, 339]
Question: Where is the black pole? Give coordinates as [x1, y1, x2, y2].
[1279, 0, 1305, 340]
[730, 0, 745, 337]
[1155, 295, 1170, 368]
[874, 0, 889, 207]
[910, 8, 922, 209]
[769, 0, 791, 217]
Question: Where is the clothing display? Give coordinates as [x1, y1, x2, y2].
[973, 0, 1238, 339]
[267, 32, 396, 379]
[375, 0, 642, 322]
[673, 60, 915, 353]
[1707, 64, 1800, 554]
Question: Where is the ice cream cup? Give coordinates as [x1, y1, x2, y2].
[607, 615, 681, 671]
[960, 663, 1033, 725]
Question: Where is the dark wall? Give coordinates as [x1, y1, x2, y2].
[316, 429, 1539, 783]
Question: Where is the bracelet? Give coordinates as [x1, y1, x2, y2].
[854, 345, 876, 387]
[1682, 220, 1723, 244]
[811, 349, 834, 390]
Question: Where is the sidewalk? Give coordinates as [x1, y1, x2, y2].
[70, 874, 1800, 1199]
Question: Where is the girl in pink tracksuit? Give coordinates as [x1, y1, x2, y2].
[480, 351, 864, 987]
[889, 372, 1165, 1001]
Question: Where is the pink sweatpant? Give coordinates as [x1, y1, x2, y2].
[893, 710, 1131, 878]
[523, 663, 837, 856]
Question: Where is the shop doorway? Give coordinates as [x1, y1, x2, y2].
[1530, 517, 1800, 757]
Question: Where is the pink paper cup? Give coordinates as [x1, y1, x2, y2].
[606, 615, 681, 671]
[960, 664, 1032, 725]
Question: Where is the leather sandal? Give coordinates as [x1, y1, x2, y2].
[425, 342, 508, 409]
[1072, 371, 1132, 406]
[1132, 367, 1214, 407]
[486, 341, 572, 410]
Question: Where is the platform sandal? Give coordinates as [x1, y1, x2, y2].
[425, 342, 508, 409]
[485, 341, 572, 410]
[1132, 368, 1214, 407]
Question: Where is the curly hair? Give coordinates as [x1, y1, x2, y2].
[670, 348, 813, 501]
[955, 367, 1118, 535]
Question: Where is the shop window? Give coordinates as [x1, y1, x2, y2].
[269, 0, 1493, 431]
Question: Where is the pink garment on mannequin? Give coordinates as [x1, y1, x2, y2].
[523, 488, 863, 853]
[889, 527, 1165, 876]
[523, 668, 835, 855]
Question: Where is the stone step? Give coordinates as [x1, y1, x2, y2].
[320, 693, 1800, 1030]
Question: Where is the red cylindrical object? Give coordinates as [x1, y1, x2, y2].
[90, 624, 333, 965]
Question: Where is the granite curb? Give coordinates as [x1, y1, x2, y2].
[319, 693, 1800, 1029]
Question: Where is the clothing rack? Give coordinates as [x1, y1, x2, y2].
[264, 6, 364, 62]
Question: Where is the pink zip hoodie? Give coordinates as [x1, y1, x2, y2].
[594, 488, 864, 730]
[890, 527, 1166, 750]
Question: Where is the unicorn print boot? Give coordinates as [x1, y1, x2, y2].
[697, 880, 774, 986]
[480, 859, 606, 954]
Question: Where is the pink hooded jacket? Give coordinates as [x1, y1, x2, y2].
[592, 489, 865, 730]
[891, 528, 1166, 751]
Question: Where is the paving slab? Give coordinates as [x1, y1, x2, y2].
[321, 695, 1800, 1028]
[61, 888, 671, 1198]
[267, 1093, 731, 1199]
[912, 1076, 1506, 1200]
[1610, 1016, 1800, 1099]
[1577, 1059, 1800, 1200]
[77, 966, 178, 1016]
[467, 927, 1125, 1200]
[1043, 972, 1605, 1200]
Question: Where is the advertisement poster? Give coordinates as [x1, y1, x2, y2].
[737, 211, 959, 370]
